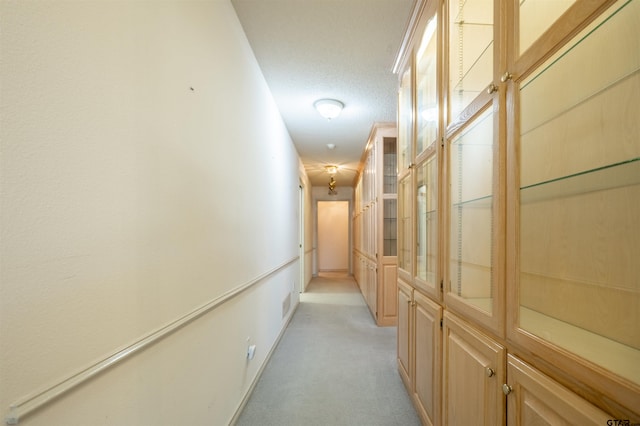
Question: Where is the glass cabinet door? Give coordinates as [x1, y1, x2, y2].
[383, 137, 398, 257]
[398, 67, 413, 173]
[515, 0, 640, 387]
[383, 137, 398, 195]
[416, 14, 439, 155]
[447, 107, 498, 327]
[448, 0, 494, 121]
[415, 155, 438, 294]
[383, 199, 397, 257]
[398, 174, 413, 275]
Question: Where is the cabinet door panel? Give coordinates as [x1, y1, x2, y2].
[506, 355, 610, 425]
[379, 263, 398, 326]
[443, 311, 505, 426]
[398, 279, 413, 387]
[368, 261, 377, 317]
[414, 291, 442, 426]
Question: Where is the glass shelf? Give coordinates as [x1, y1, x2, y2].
[520, 0, 640, 188]
[521, 157, 640, 203]
[519, 169, 640, 357]
[452, 194, 492, 208]
[521, 307, 640, 385]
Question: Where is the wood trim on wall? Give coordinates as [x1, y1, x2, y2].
[4, 256, 299, 425]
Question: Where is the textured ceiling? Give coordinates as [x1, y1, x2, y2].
[231, 0, 414, 187]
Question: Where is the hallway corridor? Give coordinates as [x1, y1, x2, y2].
[235, 273, 420, 426]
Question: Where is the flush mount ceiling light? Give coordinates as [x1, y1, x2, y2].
[325, 165, 338, 175]
[314, 99, 344, 120]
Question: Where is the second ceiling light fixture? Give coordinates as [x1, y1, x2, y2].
[314, 99, 344, 120]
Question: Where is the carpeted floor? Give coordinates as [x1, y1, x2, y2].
[235, 272, 421, 426]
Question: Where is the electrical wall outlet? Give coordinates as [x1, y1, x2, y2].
[247, 344, 256, 360]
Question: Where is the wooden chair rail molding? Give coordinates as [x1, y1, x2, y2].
[4, 256, 299, 425]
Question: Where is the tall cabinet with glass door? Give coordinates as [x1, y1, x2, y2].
[396, 1, 444, 424]
[353, 123, 399, 327]
[394, 0, 640, 422]
[444, 0, 508, 420]
[506, 0, 640, 419]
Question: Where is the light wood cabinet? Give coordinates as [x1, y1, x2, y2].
[505, 354, 610, 426]
[354, 123, 398, 326]
[398, 278, 413, 386]
[443, 311, 505, 426]
[413, 290, 442, 426]
[354, 253, 377, 319]
[506, 0, 640, 416]
[397, 279, 443, 426]
[394, 0, 640, 421]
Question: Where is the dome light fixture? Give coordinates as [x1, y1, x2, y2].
[314, 99, 344, 120]
[325, 165, 338, 175]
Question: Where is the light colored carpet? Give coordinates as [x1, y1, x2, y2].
[235, 273, 421, 426]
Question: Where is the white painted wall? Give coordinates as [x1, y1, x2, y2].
[0, 1, 308, 424]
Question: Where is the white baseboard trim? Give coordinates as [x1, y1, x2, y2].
[228, 300, 300, 425]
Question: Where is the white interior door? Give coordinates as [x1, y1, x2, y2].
[317, 201, 349, 272]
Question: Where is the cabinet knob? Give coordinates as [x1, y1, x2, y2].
[502, 384, 513, 395]
[487, 83, 498, 94]
[485, 367, 495, 377]
[500, 71, 513, 83]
